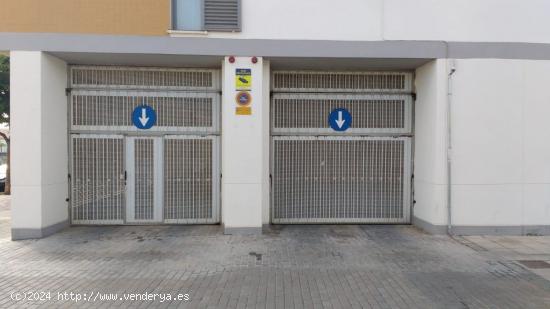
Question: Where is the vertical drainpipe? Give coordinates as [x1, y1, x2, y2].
[447, 56, 456, 236]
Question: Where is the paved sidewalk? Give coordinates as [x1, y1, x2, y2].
[0, 196, 549, 308]
[464, 235, 550, 282]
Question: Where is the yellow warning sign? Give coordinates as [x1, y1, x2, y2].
[235, 68, 252, 90]
[236, 106, 252, 115]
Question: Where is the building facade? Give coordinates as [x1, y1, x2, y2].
[1, 0, 550, 240]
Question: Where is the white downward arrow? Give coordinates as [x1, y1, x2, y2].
[139, 108, 149, 126]
[335, 111, 346, 128]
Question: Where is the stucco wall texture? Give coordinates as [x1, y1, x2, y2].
[0, 0, 170, 36]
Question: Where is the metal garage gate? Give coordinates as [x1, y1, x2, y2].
[69, 66, 221, 225]
[271, 71, 413, 223]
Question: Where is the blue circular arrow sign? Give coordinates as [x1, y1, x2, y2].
[132, 105, 157, 130]
[328, 108, 352, 131]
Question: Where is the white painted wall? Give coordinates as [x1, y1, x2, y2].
[414, 60, 448, 226]
[383, 0, 550, 43]
[208, 0, 383, 41]
[221, 56, 268, 232]
[450, 59, 550, 227]
[11, 52, 43, 230]
[40, 54, 69, 227]
[11, 51, 68, 233]
[202, 0, 550, 43]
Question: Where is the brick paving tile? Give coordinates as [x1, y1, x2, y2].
[0, 196, 549, 308]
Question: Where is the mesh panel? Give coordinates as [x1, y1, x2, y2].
[71, 136, 125, 224]
[272, 71, 412, 93]
[69, 66, 221, 226]
[71, 66, 220, 90]
[272, 137, 410, 223]
[272, 94, 411, 134]
[134, 139, 155, 221]
[271, 70, 413, 224]
[71, 91, 219, 132]
[164, 138, 215, 223]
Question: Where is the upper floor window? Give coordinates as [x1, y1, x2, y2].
[172, 0, 241, 32]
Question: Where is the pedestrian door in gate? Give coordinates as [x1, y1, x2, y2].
[125, 137, 163, 223]
[70, 135, 126, 224]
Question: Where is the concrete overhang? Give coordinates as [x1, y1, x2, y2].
[3, 33, 550, 69]
[0, 33, 445, 59]
[49, 51, 431, 71]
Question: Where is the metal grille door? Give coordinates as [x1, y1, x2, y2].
[69, 66, 221, 225]
[271, 71, 413, 224]
[135, 139, 155, 220]
[71, 135, 125, 224]
[164, 136, 220, 223]
[126, 137, 163, 223]
[272, 137, 411, 223]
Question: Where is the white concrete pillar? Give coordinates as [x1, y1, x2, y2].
[415, 59, 550, 236]
[413, 59, 449, 234]
[449, 59, 550, 235]
[11, 51, 68, 240]
[221, 56, 269, 234]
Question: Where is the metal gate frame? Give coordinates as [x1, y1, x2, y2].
[270, 136, 412, 224]
[68, 66, 222, 225]
[270, 71, 415, 224]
